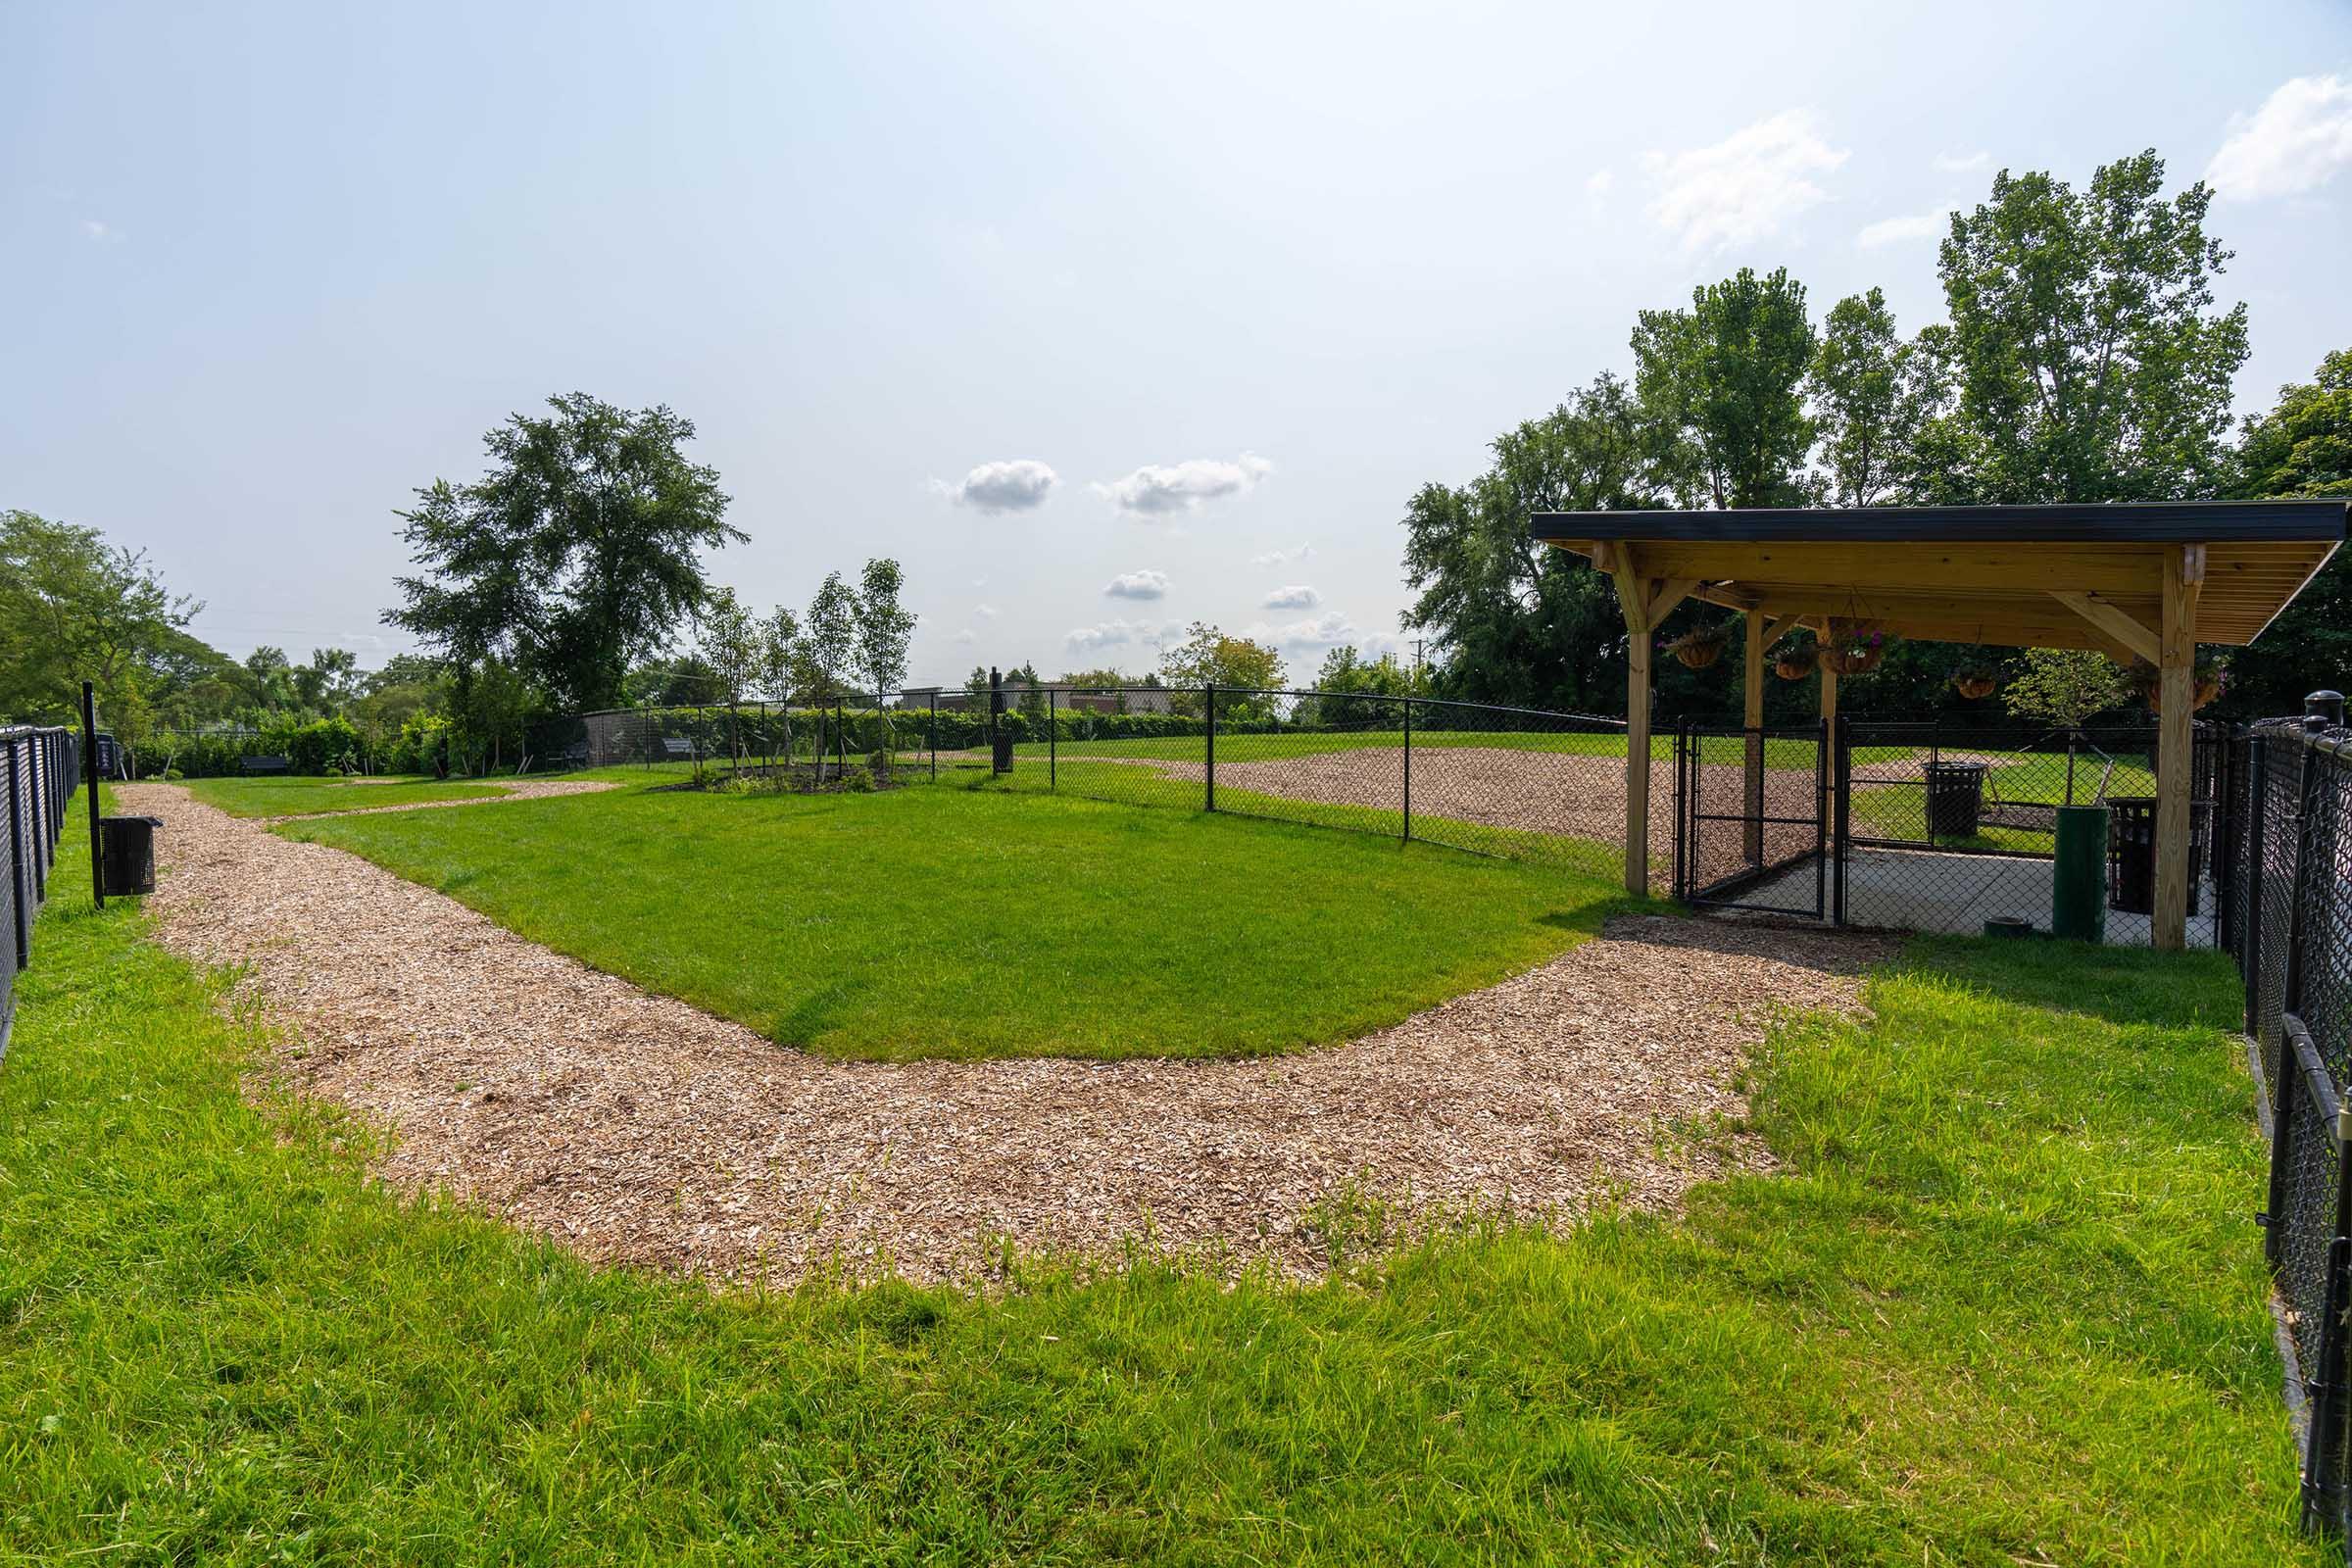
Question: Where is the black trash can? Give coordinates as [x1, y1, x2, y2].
[1924, 761, 1988, 839]
[100, 814, 163, 897]
[2106, 797, 2206, 918]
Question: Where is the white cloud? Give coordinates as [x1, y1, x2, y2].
[974, 604, 1000, 619]
[1250, 542, 1314, 567]
[936, 459, 1058, 514]
[1856, 207, 1955, 249]
[953, 628, 977, 645]
[1065, 617, 1177, 654]
[78, 218, 122, 243]
[1246, 611, 1358, 652]
[1095, 453, 1271, 516]
[1642, 109, 1847, 253]
[1262, 584, 1321, 610]
[1933, 150, 1989, 173]
[1104, 570, 1169, 601]
[2207, 74, 2352, 201]
[1584, 169, 1614, 204]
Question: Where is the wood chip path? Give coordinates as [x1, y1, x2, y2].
[263, 778, 616, 822]
[120, 782, 1888, 1285]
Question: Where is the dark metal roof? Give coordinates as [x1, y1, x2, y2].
[1529, 499, 2349, 544]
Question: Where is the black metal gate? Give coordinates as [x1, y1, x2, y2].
[1672, 721, 1829, 918]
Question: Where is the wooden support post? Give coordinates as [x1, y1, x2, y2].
[1603, 542, 1653, 896]
[1819, 662, 1838, 724]
[1743, 610, 1765, 864]
[2153, 544, 2199, 951]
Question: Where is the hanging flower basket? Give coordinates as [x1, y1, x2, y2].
[2142, 660, 2229, 713]
[1663, 622, 1730, 669]
[1772, 643, 1817, 681]
[1951, 667, 1999, 702]
[1818, 618, 1887, 675]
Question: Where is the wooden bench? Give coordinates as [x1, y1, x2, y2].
[240, 755, 290, 775]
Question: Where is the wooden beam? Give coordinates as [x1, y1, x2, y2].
[1820, 662, 1838, 723]
[2049, 591, 2161, 664]
[1645, 577, 1701, 627]
[1743, 609, 1765, 864]
[2152, 547, 2198, 951]
[1760, 614, 1801, 649]
[1603, 542, 1653, 897]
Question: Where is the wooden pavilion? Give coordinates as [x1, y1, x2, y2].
[1529, 500, 2349, 950]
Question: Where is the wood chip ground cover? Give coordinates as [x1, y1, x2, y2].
[121, 782, 1887, 1285]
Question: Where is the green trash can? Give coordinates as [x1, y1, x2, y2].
[2051, 804, 2108, 944]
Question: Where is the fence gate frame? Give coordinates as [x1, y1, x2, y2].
[1670, 717, 1830, 920]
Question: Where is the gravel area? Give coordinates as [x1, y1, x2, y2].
[121, 782, 1888, 1285]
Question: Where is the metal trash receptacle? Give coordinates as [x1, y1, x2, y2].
[100, 815, 163, 897]
[2051, 804, 2109, 943]
[1925, 761, 1988, 839]
[2106, 797, 2207, 918]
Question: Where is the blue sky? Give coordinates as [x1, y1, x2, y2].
[8, 1, 2351, 685]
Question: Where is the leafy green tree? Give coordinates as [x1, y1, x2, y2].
[0, 510, 203, 723]
[2001, 649, 2133, 730]
[757, 607, 805, 702]
[2224, 349, 2352, 715]
[1156, 623, 1286, 716]
[291, 648, 358, 710]
[240, 647, 293, 710]
[1809, 289, 1931, 507]
[800, 572, 858, 700]
[1924, 151, 2248, 503]
[854, 559, 916, 700]
[962, 665, 991, 706]
[387, 393, 742, 711]
[1401, 374, 1659, 711]
[1634, 267, 1817, 510]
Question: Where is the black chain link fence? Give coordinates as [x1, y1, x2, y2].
[2229, 701, 2352, 1543]
[548, 681, 1639, 882]
[1, 725, 85, 1064]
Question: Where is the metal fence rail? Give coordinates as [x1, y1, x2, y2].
[1, 725, 84, 1063]
[2230, 701, 2352, 1542]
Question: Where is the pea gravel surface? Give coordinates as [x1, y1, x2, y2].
[119, 782, 1889, 1285]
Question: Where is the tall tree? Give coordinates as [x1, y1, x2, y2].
[854, 558, 916, 700]
[2224, 349, 2352, 716]
[1808, 288, 1931, 507]
[1400, 373, 1660, 710]
[0, 510, 202, 721]
[387, 393, 741, 710]
[1926, 150, 2248, 503]
[800, 571, 859, 700]
[1633, 267, 1817, 510]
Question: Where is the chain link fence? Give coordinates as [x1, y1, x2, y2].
[2229, 701, 2352, 1542]
[1, 725, 85, 1064]
[550, 682, 1638, 881]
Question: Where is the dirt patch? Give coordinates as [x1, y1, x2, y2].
[1083, 746, 1822, 892]
[122, 781, 1889, 1286]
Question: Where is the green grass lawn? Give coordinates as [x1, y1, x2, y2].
[0, 804, 2315, 1563]
[283, 781, 1627, 1062]
[181, 774, 514, 818]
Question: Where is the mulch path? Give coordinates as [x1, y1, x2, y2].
[120, 782, 1890, 1286]
[263, 778, 616, 823]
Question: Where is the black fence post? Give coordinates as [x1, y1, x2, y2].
[988, 667, 1004, 776]
[2243, 733, 2269, 1037]
[80, 681, 102, 910]
[1049, 688, 1057, 791]
[1204, 682, 1216, 812]
[1832, 715, 1851, 927]
[1401, 695, 1412, 844]
[930, 693, 938, 782]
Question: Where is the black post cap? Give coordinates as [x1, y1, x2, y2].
[2307, 690, 2344, 729]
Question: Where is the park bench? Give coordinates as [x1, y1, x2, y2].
[240, 755, 290, 775]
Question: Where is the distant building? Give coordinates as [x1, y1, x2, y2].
[902, 681, 1174, 714]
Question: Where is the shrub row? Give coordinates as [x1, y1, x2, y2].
[136, 718, 367, 778]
